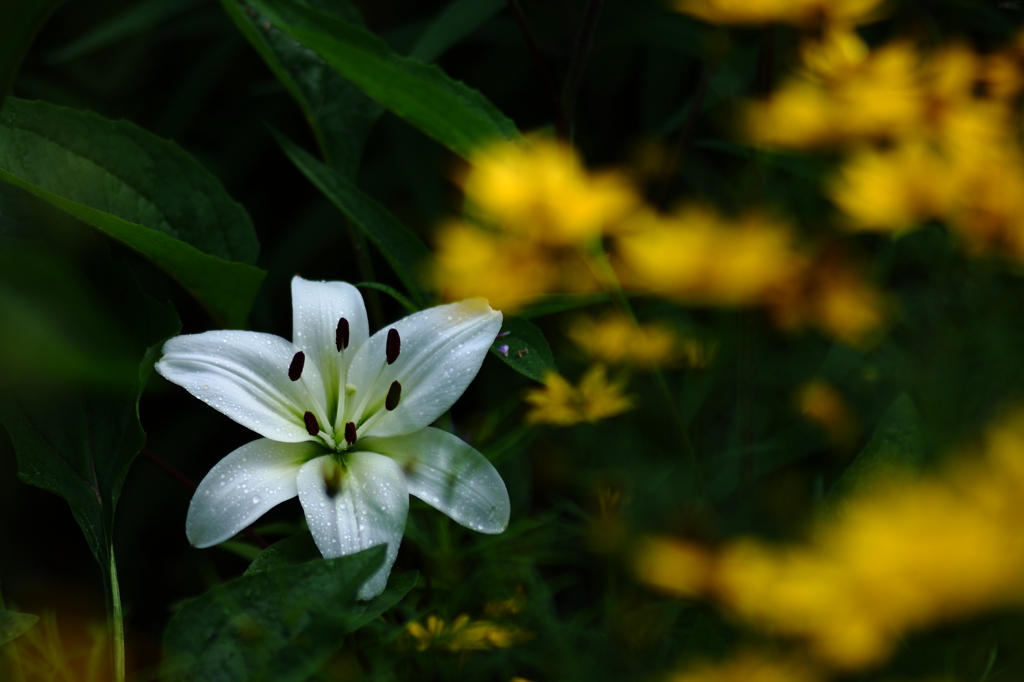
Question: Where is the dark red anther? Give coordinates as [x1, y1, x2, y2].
[288, 351, 305, 381]
[336, 317, 350, 351]
[345, 421, 357, 446]
[385, 381, 402, 411]
[303, 411, 320, 436]
[386, 328, 401, 365]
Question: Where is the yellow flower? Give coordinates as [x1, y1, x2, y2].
[745, 40, 922, 148]
[615, 206, 805, 307]
[463, 138, 638, 246]
[638, 411, 1024, 670]
[566, 314, 711, 369]
[633, 537, 714, 598]
[524, 365, 635, 426]
[405, 614, 533, 653]
[667, 652, 823, 682]
[795, 381, 858, 447]
[673, 0, 884, 26]
[830, 143, 958, 232]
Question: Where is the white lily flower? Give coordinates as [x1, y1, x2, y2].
[155, 277, 509, 599]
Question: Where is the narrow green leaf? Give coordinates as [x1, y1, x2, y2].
[0, 252, 180, 572]
[47, 0, 206, 64]
[271, 129, 430, 307]
[0, 610, 39, 647]
[490, 317, 557, 382]
[825, 393, 927, 509]
[162, 546, 416, 682]
[517, 292, 612, 319]
[408, 0, 505, 64]
[0, 98, 264, 327]
[0, 0, 64, 110]
[250, 0, 520, 159]
[355, 282, 419, 314]
[218, 0, 381, 177]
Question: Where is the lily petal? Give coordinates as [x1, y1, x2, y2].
[291, 276, 370, 406]
[186, 439, 324, 548]
[156, 330, 331, 443]
[361, 427, 510, 534]
[345, 299, 502, 438]
[296, 452, 409, 599]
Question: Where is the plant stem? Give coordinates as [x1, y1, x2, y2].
[107, 549, 126, 682]
[579, 242, 710, 504]
[561, 0, 605, 135]
[506, 0, 569, 139]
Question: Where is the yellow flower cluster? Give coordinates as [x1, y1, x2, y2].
[673, 0, 884, 26]
[524, 365, 635, 426]
[744, 25, 1024, 259]
[635, 411, 1024, 670]
[430, 138, 637, 313]
[667, 652, 822, 682]
[567, 313, 713, 369]
[405, 613, 533, 653]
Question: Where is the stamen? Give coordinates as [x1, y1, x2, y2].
[386, 328, 401, 365]
[336, 317, 350, 351]
[385, 380, 402, 411]
[288, 351, 305, 381]
[303, 411, 320, 436]
[345, 421, 357, 446]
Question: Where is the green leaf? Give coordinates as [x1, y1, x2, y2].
[245, 532, 322, 575]
[47, 0, 206, 64]
[218, 0, 381, 178]
[824, 393, 927, 509]
[0, 250, 180, 573]
[355, 281, 420, 314]
[0, 610, 39, 647]
[162, 546, 417, 682]
[0, 0, 64, 110]
[0, 97, 264, 328]
[271, 128, 431, 307]
[517, 292, 612, 319]
[249, 0, 520, 159]
[490, 317, 557, 382]
[408, 0, 505, 64]
[0, 243, 140, 389]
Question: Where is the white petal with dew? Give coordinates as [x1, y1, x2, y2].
[296, 452, 409, 599]
[344, 299, 502, 438]
[291, 276, 370, 408]
[362, 427, 510, 534]
[186, 439, 324, 548]
[156, 330, 332, 443]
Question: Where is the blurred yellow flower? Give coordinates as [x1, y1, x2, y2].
[406, 614, 533, 653]
[567, 313, 712, 369]
[667, 652, 822, 682]
[616, 206, 805, 307]
[633, 536, 713, 598]
[463, 138, 638, 246]
[830, 143, 958, 232]
[524, 365, 635, 426]
[673, 0, 884, 26]
[638, 411, 1024, 670]
[795, 381, 858, 447]
[745, 40, 921, 148]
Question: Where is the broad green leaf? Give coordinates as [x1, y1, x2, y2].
[249, 0, 520, 159]
[0, 251, 180, 573]
[0, 244, 140, 389]
[47, 0, 206, 63]
[217, 0, 381, 178]
[245, 532, 321, 575]
[0, 610, 39, 647]
[825, 393, 927, 509]
[490, 317, 557, 382]
[162, 545, 417, 682]
[0, 0, 64, 110]
[408, 0, 505, 64]
[272, 129, 431, 307]
[0, 97, 264, 328]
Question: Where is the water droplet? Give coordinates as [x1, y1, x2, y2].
[252, 495, 260, 504]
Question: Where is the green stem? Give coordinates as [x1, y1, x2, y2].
[578, 242, 710, 503]
[561, 0, 605, 135]
[107, 549, 125, 682]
